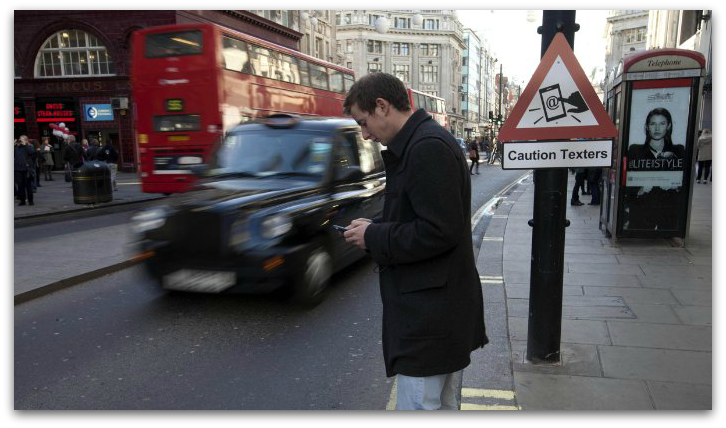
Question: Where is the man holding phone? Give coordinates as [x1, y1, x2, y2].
[340, 73, 487, 410]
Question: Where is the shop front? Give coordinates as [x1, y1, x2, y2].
[14, 78, 135, 171]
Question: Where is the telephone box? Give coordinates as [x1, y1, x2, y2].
[601, 49, 706, 240]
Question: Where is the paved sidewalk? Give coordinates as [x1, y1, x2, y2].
[14, 170, 164, 220]
[493, 173, 712, 410]
[14, 170, 166, 303]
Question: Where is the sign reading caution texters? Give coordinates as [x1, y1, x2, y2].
[499, 33, 617, 170]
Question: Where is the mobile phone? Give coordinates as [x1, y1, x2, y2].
[539, 84, 567, 122]
[332, 225, 347, 233]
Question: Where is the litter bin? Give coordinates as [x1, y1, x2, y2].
[72, 161, 113, 204]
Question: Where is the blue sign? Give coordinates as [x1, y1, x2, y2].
[84, 104, 114, 121]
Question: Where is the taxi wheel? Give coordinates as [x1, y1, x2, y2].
[291, 243, 333, 307]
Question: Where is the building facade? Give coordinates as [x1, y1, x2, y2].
[462, 29, 482, 139]
[334, 10, 467, 136]
[646, 10, 712, 131]
[247, 10, 340, 65]
[14, 10, 303, 171]
[604, 10, 649, 84]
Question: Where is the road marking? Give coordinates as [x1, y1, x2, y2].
[471, 172, 531, 232]
[462, 388, 515, 400]
[461, 403, 520, 411]
[482, 236, 504, 241]
[386, 378, 397, 410]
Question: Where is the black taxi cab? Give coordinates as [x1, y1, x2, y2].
[130, 115, 385, 306]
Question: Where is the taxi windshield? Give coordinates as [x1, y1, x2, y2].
[211, 130, 334, 179]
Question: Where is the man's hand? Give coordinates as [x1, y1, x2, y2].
[343, 218, 371, 250]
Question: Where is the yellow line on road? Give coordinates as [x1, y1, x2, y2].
[462, 403, 520, 411]
[462, 388, 515, 400]
[386, 378, 397, 410]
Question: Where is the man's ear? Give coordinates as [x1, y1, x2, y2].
[375, 98, 389, 115]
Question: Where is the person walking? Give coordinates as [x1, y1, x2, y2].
[97, 140, 120, 191]
[31, 139, 43, 188]
[341, 72, 488, 410]
[588, 167, 602, 205]
[696, 129, 712, 184]
[14, 135, 36, 206]
[41, 137, 54, 181]
[469, 139, 480, 175]
[63, 135, 84, 169]
[570, 168, 586, 206]
[86, 138, 101, 161]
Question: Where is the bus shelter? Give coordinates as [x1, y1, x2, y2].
[601, 49, 706, 241]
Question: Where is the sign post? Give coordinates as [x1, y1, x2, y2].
[498, 11, 616, 364]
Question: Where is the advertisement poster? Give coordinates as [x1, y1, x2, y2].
[622, 84, 691, 232]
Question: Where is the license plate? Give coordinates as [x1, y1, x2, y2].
[163, 269, 236, 293]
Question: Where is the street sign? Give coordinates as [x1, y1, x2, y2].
[499, 33, 617, 142]
[501, 139, 613, 170]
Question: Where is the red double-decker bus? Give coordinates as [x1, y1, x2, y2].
[131, 23, 355, 193]
[407, 89, 448, 129]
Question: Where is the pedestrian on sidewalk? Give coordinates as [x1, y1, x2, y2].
[31, 139, 43, 189]
[86, 138, 101, 161]
[14, 135, 36, 206]
[341, 72, 487, 411]
[696, 129, 711, 184]
[63, 135, 84, 170]
[81, 138, 89, 159]
[41, 137, 54, 181]
[97, 140, 119, 191]
[469, 140, 480, 175]
[570, 168, 586, 206]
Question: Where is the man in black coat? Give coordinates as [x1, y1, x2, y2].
[14, 135, 36, 206]
[342, 73, 487, 410]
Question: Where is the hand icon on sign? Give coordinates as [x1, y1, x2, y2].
[558, 91, 589, 114]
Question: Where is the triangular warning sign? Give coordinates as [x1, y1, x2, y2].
[499, 33, 617, 142]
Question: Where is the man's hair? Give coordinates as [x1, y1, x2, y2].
[343, 72, 411, 115]
[91, 138, 99, 146]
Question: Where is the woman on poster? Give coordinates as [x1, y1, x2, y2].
[627, 108, 685, 162]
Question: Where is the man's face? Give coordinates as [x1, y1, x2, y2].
[349, 101, 392, 145]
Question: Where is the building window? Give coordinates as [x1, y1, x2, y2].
[346, 40, 353, 53]
[392, 42, 409, 56]
[369, 14, 382, 26]
[315, 37, 324, 59]
[393, 64, 409, 82]
[336, 12, 341, 25]
[420, 44, 439, 57]
[423, 19, 439, 30]
[35, 29, 115, 78]
[344, 13, 352, 25]
[347, 62, 353, 69]
[368, 62, 382, 73]
[420, 65, 438, 83]
[623, 27, 646, 44]
[394, 17, 411, 29]
[337, 41, 342, 54]
[367, 40, 382, 54]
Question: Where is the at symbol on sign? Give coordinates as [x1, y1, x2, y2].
[546, 96, 560, 109]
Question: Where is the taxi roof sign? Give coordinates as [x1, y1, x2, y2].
[498, 33, 617, 142]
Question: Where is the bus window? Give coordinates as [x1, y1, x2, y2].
[424, 95, 432, 112]
[298, 59, 310, 87]
[329, 68, 344, 93]
[343, 74, 355, 92]
[250, 45, 272, 78]
[222, 36, 251, 73]
[145, 30, 203, 58]
[309, 62, 329, 90]
[414, 93, 423, 110]
[280, 54, 301, 84]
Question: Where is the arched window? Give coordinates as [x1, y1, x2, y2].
[35, 29, 115, 78]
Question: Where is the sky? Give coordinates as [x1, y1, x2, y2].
[458, 10, 609, 87]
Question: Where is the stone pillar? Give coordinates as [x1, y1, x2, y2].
[412, 42, 420, 88]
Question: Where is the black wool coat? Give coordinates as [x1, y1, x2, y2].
[364, 109, 488, 378]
